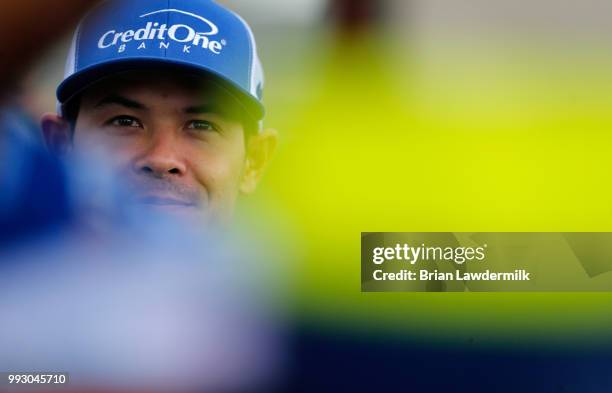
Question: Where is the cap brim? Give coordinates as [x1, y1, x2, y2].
[57, 58, 265, 121]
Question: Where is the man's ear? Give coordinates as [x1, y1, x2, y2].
[240, 128, 278, 194]
[41, 113, 72, 156]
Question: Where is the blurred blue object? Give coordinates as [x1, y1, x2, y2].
[0, 106, 72, 249]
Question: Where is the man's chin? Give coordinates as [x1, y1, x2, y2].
[138, 203, 206, 223]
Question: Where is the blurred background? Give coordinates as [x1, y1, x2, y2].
[6, 0, 612, 391]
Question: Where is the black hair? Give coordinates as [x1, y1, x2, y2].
[63, 97, 80, 133]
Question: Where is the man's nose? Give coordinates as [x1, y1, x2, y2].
[133, 132, 187, 178]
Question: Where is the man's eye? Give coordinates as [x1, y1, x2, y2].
[187, 120, 218, 132]
[107, 116, 143, 128]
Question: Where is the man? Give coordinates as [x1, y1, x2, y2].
[41, 0, 276, 225]
[1, 4, 282, 391]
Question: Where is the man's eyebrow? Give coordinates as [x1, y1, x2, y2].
[184, 104, 223, 114]
[94, 94, 147, 110]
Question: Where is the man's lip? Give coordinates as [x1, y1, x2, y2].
[136, 195, 197, 207]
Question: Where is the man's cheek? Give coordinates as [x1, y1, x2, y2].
[73, 132, 137, 169]
[74, 128, 111, 152]
[195, 153, 244, 201]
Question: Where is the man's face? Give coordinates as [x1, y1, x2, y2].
[69, 70, 250, 224]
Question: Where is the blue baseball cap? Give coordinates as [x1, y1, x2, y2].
[57, 0, 265, 121]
